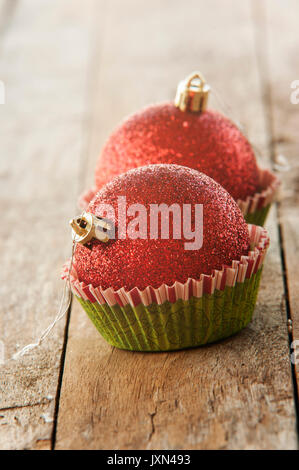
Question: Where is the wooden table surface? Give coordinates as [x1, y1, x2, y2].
[0, 0, 298, 450]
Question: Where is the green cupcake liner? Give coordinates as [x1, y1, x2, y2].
[244, 204, 271, 227]
[76, 268, 263, 352]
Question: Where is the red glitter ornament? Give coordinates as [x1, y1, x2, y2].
[74, 164, 250, 291]
[94, 73, 260, 202]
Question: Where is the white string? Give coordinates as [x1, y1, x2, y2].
[211, 87, 264, 161]
[211, 87, 244, 132]
[212, 85, 292, 173]
[12, 240, 76, 361]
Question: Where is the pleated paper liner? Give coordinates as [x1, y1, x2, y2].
[237, 167, 280, 226]
[78, 168, 280, 227]
[62, 225, 269, 352]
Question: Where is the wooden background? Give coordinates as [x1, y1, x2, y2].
[0, 0, 298, 450]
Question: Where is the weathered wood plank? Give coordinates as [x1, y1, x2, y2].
[55, 0, 297, 449]
[252, 0, 299, 409]
[262, 0, 299, 404]
[0, 0, 95, 449]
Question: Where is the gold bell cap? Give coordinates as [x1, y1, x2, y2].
[175, 71, 210, 113]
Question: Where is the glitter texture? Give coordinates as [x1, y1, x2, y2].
[75, 164, 250, 291]
[95, 103, 260, 202]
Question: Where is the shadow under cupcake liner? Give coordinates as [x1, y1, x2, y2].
[76, 269, 262, 352]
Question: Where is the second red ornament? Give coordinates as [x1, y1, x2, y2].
[81, 72, 279, 225]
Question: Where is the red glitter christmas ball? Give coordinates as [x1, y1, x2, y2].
[94, 103, 260, 202]
[74, 164, 250, 291]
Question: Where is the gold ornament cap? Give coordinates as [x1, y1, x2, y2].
[70, 212, 113, 245]
[175, 71, 210, 113]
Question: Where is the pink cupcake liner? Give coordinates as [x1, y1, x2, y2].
[237, 167, 280, 215]
[62, 224, 269, 309]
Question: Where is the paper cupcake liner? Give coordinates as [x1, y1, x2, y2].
[78, 168, 280, 227]
[237, 167, 280, 226]
[62, 225, 269, 351]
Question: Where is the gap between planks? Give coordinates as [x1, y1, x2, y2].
[0, 0, 97, 450]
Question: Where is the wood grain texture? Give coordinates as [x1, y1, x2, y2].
[55, 0, 298, 449]
[0, 0, 94, 449]
[264, 0, 299, 399]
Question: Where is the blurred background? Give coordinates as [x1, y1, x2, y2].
[0, 0, 298, 450]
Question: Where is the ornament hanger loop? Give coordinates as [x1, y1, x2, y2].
[175, 70, 210, 114]
[185, 71, 206, 89]
[70, 212, 112, 245]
